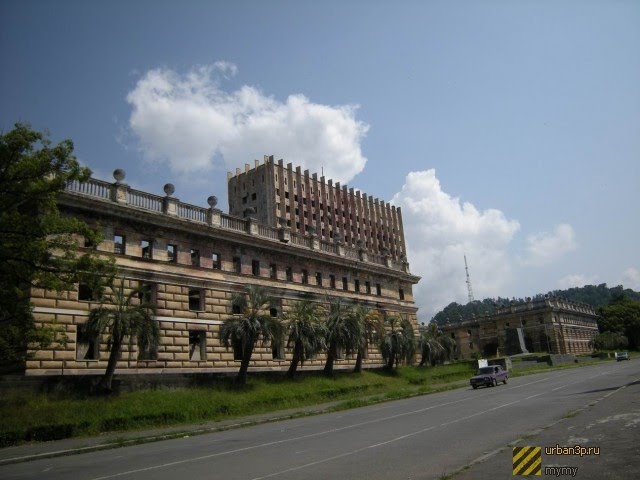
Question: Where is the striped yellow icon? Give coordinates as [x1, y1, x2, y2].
[512, 446, 542, 475]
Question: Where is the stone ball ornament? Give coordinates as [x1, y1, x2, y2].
[207, 195, 218, 208]
[113, 169, 126, 183]
[163, 183, 175, 196]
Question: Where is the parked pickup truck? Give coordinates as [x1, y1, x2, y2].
[470, 365, 509, 389]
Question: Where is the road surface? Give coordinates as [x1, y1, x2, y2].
[1, 360, 638, 479]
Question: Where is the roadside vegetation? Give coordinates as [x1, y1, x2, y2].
[0, 357, 614, 447]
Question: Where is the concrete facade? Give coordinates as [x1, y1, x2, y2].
[25, 170, 420, 376]
[228, 156, 407, 260]
[441, 298, 599, 360]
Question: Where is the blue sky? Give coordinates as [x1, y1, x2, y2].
[2, 0, 639, 321]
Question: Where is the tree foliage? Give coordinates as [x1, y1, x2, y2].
[323, 298, 359, 376]
[379, 314, 416, 370]
[87, 278, 159, 392]
[0, 123, 112, 369]
[283, 298, 326, 378]
[220, 285, 283, 384]
[597, 297, 640, 350]
[418, 322, 456, 367]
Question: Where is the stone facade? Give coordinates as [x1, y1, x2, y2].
[25, 170, 420, 376]
[441, 298, 599, 360]
[228, 156, 407, 260]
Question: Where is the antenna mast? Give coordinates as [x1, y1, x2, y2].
[464, 254, 475, 303]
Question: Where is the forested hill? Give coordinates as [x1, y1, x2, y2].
[431, 284, 640, 325]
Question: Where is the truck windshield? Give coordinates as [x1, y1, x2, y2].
[477, 367, 495, 375]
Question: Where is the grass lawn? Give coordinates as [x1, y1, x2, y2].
[0, 359, 606, 447]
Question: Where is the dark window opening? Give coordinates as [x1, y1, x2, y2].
[233, 256, 242, 274]
[272, 343, 284, 360]
[270, 307, 278, 318]
[342, 277, 348, 291]
[190, 249, 200, 266]
[189, 289, 204, 311]
[301, 269, 308, 284]
[330, 275, 336, 289]
[78, 283, 99, 302]
[316, 272, 322, 286]
[167, 244, 177, 263]
[252, 259, 260, 276]
[376, 283, 382, 296]
[138, 341, 157, 361]
[354, 279, 360, 293]
[114, 234, 125, 255]
[138, 283, 155, 305]
[251, 193, 257, 201]
[76, 324, 99, 360]
[399, 288, 405, 300]
[212, 252, 221, 269]
[365, 281, 371, 295]
[189, 331, 206, 361]
[270, 264, 277, 279]
[141, 239, 152, 259]
[286, 267, 293, 282]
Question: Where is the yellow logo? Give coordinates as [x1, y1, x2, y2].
[513, 446, 542, 476]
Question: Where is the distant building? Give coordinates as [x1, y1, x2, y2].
[441, 298, 599, 359]
[228, 155, 407, 260]
[25, 162, 420, 376]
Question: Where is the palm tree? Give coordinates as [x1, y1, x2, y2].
[419, 322, 457, 367]
[350, 303, 382, 373]
[323, 298, 357, 376]
[283, 299, 326, 378]
[87, 277, 159, 392]
[379, 314, 416, 371]
[220, 285, 282, 385]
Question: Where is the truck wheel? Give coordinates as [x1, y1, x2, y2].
[503, 377, 508, 384]
[472, 385, 478, 389]
[492, 378, 498, 387]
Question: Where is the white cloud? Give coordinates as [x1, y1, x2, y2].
[557, 273, 599, 290]
[621, 267, 640, 290]
[392, 170, 520, 319]
[522, 224, 577, 267]
[126, 64, 369, 184]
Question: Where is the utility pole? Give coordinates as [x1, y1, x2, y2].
[464, 254, 474, 303]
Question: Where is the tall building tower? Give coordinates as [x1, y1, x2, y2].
[228, 155, 407, 260]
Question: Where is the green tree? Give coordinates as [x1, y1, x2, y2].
[0, 123, 111, 370]
[380, 314, 416, 370]
[323, 298, 357, 376]
[598, 297, 640, 350]
[220, 286, 283, 385]
[418, 322, 457, 367]
[87, 277, 159, 392]
[283, 299, 326, 378]
[591, 331, 628, 351]
[350, 303, 382, 373]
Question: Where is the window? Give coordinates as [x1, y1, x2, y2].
[270, 264, 277, 279]
[167, 244, 177, 263]
[114, 234, 125, 255]
[138, 340, 158, 360]
[233, 256, 242, 274]
[354, 280, 360, 293]
[342, 277, 348, 291]
[251, 193, 257, 201]
[365, 281, 371, 295]
[376, 283, 382, 296]
[399, 288, 405, 300]
[76, 324, 99, 360]
[190, 248, 200, 267]
[286, 267, 293, 282]
[272, 342, 284, 360]
[329, 275, 336, 289]
[138, 283, 155, 305]
[189, 331, 206, 361]
[252, 259, 260, 276]
[212, 252, 221, 269]
[141, 239, 152, 259]
[301, 269, 309, 284]
[78, 283, 99, 302]
[232, 303, 242, 314]
[316, 272, 322, 286]
[188, 289, 204, 311]
[270, 307, 278, 318]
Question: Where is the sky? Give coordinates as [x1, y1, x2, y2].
[2, 0, 639, 322]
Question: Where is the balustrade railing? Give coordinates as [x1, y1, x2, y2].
[64, 178, 405, 271]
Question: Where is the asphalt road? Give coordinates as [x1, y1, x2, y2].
[2, 360, 638, 480]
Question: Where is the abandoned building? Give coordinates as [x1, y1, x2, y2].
[441, 297, 599, 359]
[25, 158, 420, 376]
